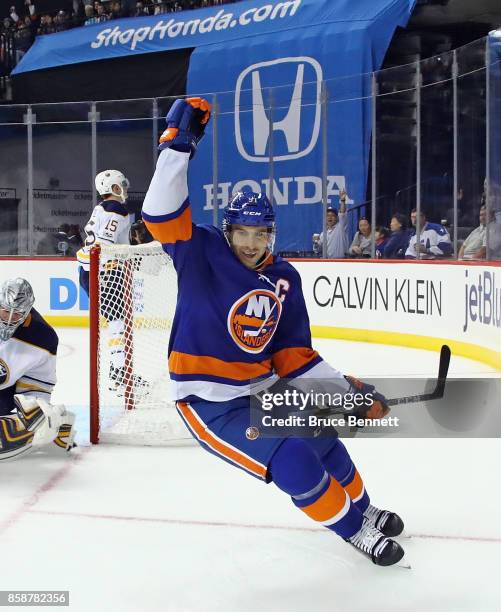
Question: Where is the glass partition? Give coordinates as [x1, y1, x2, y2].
[0, 105, 28, 254]
[96, 98, 157, 221]
[488, 33, 501, 260]
[456, 38, 487, 260]
[31, 102, 93, 256]
[0, 34, 499, 261]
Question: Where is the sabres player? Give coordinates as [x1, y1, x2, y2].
[77, 170, 132, 389]
[0, 278, 75, 461]
[142, 98, 406, 566]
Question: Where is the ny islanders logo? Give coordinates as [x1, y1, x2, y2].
[228, 290, 282, 354]
[0, 359, 9, 386]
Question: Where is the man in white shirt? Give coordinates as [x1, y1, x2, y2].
[313, 191, 349, 258]
[459, 205, 486, 260]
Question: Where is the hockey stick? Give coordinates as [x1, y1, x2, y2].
[385, 344, 451, 407]
[284, 344, 452, 420]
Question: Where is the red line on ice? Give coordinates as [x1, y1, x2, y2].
[0, 448, 89, 535]
[26, 509, 501, 544]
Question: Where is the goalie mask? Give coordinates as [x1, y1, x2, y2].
[0, 278, 35, 342]
[95, 169, 130, 204]
[222, 192, 276, 268]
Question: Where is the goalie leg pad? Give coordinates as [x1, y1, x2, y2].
[15, 395, 45, 431]
[53, 412, 76, 451]
[0, 415, 35, 460]
[14, 395, 68, 448]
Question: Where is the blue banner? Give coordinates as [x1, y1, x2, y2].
[187, 0, 417, 251]
[15, 0, 417, 252]
[14, 0, 411, 75]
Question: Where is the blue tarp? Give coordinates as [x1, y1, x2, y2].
[14, 0, 417, 251]
[186, 0, 417, 250]
[14, 0, 415, 75]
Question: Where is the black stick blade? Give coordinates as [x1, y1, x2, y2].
[386, 344, 452, 407]
[433, 344, 451, 398]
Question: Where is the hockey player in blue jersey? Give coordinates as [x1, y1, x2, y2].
[142, 97, 406, 566]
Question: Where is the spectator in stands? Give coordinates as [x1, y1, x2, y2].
[54, 10, 71, 32]
[14, 16, 33, 63]
[383, 212, 411, 259]
[129, 219, 153, 245]
[458, 205, 486, 260]
[37, 14, 56, 36]
[487, 209, 501, 260]
[134, 1, 149, 16]
[405, 209, 452, 259]
[2, 17, 14, 32]
[95, 2, 110, 22]
[375, 226, 390, 258]
[9, 6, 20, 25]
[73, 0, 87, 24]
[83, 4, 98, 25]
[110, 1, 126, 19]
[24, 0, 36, 18]
[348, 217, 372, 258]
[37, 224, 83, 257]
[312, 191, 349, 259]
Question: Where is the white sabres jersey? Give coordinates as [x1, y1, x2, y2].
[77, 199, 131, 271]
[0, 309, 58, 417]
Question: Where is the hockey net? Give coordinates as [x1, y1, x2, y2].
[89, 242, 190, 445]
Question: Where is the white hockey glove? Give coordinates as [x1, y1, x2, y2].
[14, 395, 75, 449]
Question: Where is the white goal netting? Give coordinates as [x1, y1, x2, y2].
[91, 242, 190, 445]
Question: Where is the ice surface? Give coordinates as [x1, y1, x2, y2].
[1, 329, 499, 612]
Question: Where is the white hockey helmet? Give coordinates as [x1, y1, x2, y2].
[0, 278, 35, 342]
[95, 169, 130, 204]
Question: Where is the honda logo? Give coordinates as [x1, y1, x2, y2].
[235, 57, 322, 162]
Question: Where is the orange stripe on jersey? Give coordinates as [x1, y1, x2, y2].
[300, 477, 348, 523]
[177, 402, 267, 479]
[272, 347, 319, 377]
[159, 127, 179, 144]
[144, 206, 192, 244]
[344, 469, 365, 502]
[169, 351, 272, 381]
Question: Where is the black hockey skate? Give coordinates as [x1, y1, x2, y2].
[347, 523, 405, 566]
[363, 504, 404, 537]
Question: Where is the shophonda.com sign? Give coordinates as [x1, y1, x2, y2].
[91, 3, 302, 52]
[14, 0, 306, 73]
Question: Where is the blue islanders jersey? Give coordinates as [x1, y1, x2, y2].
[142, 148, 347, 402]
[405, 222, 452, 258]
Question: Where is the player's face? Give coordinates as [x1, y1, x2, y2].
[230, 225, 270, 269]
[0, 308, 24, 323]
[326, 212, 337, 227]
